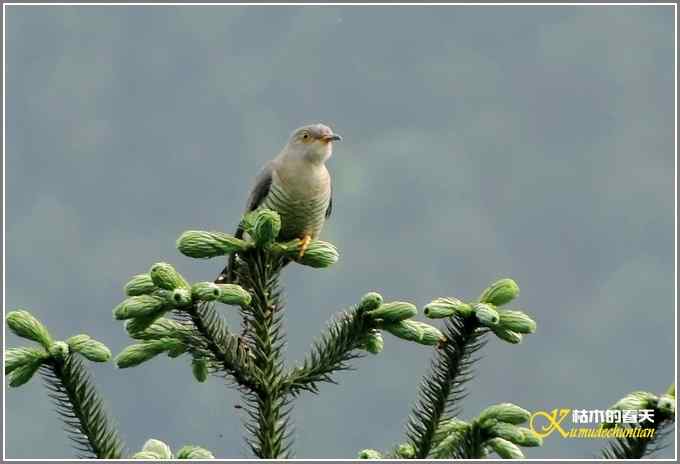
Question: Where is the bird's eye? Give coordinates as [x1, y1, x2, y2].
[302, 133, 309, 140]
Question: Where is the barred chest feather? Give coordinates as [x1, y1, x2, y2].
[263, 167, 331, 240]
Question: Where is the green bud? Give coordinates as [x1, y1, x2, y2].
[515, 427, 543, 447]
[113, 295, 166, 320]
[424, 303, 455, 319]
[115, 338, 184, 368]
[382, 320, 424, 343]
[611, 391, 659, 410]
[150, 262, 190, 291]
[657, 394, 675, 418]
[479, 278, 519, 306]
[383, 320, 444, 346]
[142, 439, 173, 459]
[410, 321, 446, 346]
[478, 403, 531, 427]
[66, 334, 91, 350]
[125, 274, 157, 296]
[362, 331, 384, 355]
[611, 391, 658, 411]
[424, 297, 473, 318]
[192, 358, 209, 383]
[124, 309, 168, 335]
[5, 347, 48, 374]
[177, 230, 251, 259]
[115, 344, 162, 368]
[365, 301, 417, 322]
[167, 342, 188, 358]
[240, 210, 258, 233]
[297, 240, 339, 268]
[357, 292, 383, 314]
[6, 310, 53, 349]
[71, 338, 111, 362]
[394, 443, 415, 459]
[130, 318, 189, 341]
[432, 430, 465, 458]
[8, 358, 43, 387]
[191, 282, 221, 302]
[269, 239, 301, 255]
[358, 449, 382, 459]
[486, 422, 541, 447]
[132, 451, 162, 459]
[432, 419, 476, 459]
[666, 383, 675, 398]
[434, 418, 469, 444]
[482, 418, 499, 429]
[473, 303, 500, 327]
[497, 310, 536, 334]
[486, 437, 524, 459]
[491, 326, 523, 344]
[216, 284, 252, 306]
[49, 341, 70, 360]
[171, 288, 192, 307]
[176, 445, 215, 459]
[252, 209, 282, 246]
[151, 288, 172, 300]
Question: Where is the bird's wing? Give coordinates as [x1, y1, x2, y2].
[246, 161, 274, 212]
[325, 181, 333, 219]
[219, 162, 275, 283]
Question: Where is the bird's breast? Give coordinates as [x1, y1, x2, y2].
[264, 169, 330, 240]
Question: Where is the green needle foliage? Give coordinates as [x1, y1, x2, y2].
[233, 247, 292, 458]
[404, 278, 530, 458]
[284, 306, 371, 395]
[5, 310, 122, 459]
[405, 314, 487, 458]
[176, 301, 260, 391]
[41, 355, 124, 459]
[5, 208, 674, 459]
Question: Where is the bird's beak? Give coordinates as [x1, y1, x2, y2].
[322, 133, 342, 142]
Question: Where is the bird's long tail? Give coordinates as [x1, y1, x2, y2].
[214, 224, 294, 285]
[214, 225, 244, 284]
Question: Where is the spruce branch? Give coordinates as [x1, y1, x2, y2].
[173, 301, 261, 392]
[404, 278, 534, 458]
[444, 420, 487, 459]
[405, 314, 486, 458]
[601, 385, 676, 459]
[235, 247, 292, 458]
[601, 421, 674, 459]
[173, 210, 341, 457]
[441, 404, 540, 459]
[284, 306, 371, 395]
[285, 294, 445, 396]
[41, 355, 124, 458]
[116, 262, 259, 390]
[6, 310, 123, 459]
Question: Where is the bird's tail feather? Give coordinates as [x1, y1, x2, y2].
[214, 225, 244, 284]
[214, 224, 294, 285]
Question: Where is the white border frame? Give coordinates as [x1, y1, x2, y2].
[2, 2, 676, 461]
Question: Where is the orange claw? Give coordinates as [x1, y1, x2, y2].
[298, 234, 312, 259]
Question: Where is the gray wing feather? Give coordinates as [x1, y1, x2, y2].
[325, 181, 333, 219]
[217, 162, 275, 283]
[246, 162, 274, 212]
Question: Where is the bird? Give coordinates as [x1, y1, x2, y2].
[215, 123, 341, 283]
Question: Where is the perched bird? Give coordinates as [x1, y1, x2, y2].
[216, 123, 341, 283]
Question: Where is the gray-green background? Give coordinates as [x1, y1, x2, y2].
[5, 5, 675, 459]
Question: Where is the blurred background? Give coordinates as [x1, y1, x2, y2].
[5, 5, 675, 459]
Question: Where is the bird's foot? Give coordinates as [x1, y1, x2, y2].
[298, 234, 312, 259]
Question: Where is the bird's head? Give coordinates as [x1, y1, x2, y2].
[286, 123, 341, 164]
